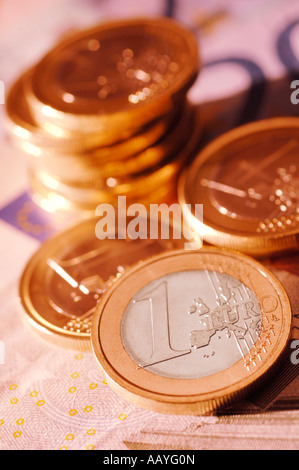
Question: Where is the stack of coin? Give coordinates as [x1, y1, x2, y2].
[179, 117, 299, 257]
[19, 217, 292, 414]
[91, 248, 292, 414]
[5, 18, 200, 214]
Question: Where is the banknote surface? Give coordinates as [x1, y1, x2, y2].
[0, 0, 299, 450]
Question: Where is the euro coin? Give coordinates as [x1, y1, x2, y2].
[19, 216, 200, 350]
[91, 248, 292, 414]
[29, 106, 201, 213]
[179, 117, 299, 257]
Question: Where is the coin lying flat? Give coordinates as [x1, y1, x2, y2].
[179, 117, 299, 257]
[91, 248, 291, 415]
[26, 17, 199, 133]
[19, 216, 200, 350]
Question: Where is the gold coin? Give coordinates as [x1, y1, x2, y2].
[19, 216, 200, 351]
[29, 108, 201, 214]
[5, 69, 174, 154]
[26, 18, 199, 133]
[179, 117, 299, 257]
[91, 248, 292, 415]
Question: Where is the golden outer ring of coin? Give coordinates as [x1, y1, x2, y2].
[19, 216, 196, 351]
[31, 103, 196, 183]
[27, 18, 199, 133]
[178, 117, 299, 257]
[91, 247, 292, 415]
[5, 69, 174, 154]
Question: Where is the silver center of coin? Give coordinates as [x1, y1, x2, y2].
[121, 270, 262, 379]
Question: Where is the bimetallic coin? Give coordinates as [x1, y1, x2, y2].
[19, 217, 200, 350]
[91, 248, 292, 414]
[26, 18, 199, 133]
[179, 117, 299, 256]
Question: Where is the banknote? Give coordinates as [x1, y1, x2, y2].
[0, 0, 299, 452]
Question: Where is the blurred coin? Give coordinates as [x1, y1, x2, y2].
[29, 107, 200, 213]
[91, 248, 292, 414]
[19, 216, 200, 351]
[26, 18, 199, 133]
[179, 117, 299, 257]
[5, 69, 174, 154]
[34, 103, 198, 185]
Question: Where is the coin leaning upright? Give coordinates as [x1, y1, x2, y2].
[91, 248, 292, 415]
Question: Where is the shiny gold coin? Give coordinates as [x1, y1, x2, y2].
[19, 216, 200, 351]
[29, 173, 180, 216]
[26, 17, 199, 133]
[91, 247, 292, 415]
[5, 69, 174, 154]
[179, 117, 299, 257]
